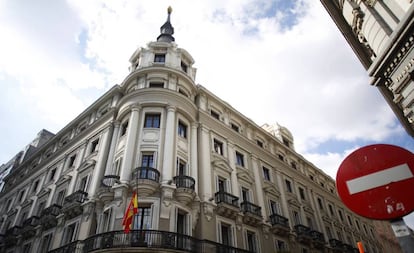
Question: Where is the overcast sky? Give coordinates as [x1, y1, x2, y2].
[1, 0, 413, 230]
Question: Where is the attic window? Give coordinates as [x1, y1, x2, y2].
[181, 61, 188, 72]
[230, 123, 239, 132]
[154, 54, 165, 63]
[149, 82, 164, 88]
[256, 140, 263, 148]
[210, 110, 220, 120]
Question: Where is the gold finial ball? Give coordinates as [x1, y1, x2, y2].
[167, 6, 172, 14]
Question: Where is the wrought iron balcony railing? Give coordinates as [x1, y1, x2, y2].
[329, 238, 343, 249]
[215, 192, 239, 208]
[173, 175, 195, 190]
[22, 216, 40, 228]
[81, 229, 253, 253]
[41, 204, 62, 217]
[132, 167, 160, 182]
[294, 224, 311, 236]
[64, 190, 88, 205]
[310, 230, 324, 242]
[241, 201, 262, 217]
[48, 240, 83, 253]
[269, 214, 289, 227]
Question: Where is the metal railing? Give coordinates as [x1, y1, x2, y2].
[294, 224, 311, 236]
[269, 214, 289, 227]
[173, 175, 195, 190]
[40, 204, 62, 217]
[81, 230, 253, 253]
[48, 240, 83, 253]
[215, 192, 239, 208]
[241, 201, 262, 217]
[132, 167, 160, 182]
[64, 190, 88, 205]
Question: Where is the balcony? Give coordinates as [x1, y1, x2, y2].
[341, 243, 357, 253]
[215, 191, 240, 219]
[310, 230, 325, 249]
[131, 167, 160, 196]
[173, 175, 196, 205]
[62, 190, 88, 219]
[294, 224, 312, 244]
[21, 216, 40, 239]
[241, 201, 262, 226]
[81, 230, 253, 253]
[4, 226, 21, 247]
[40, 204, 62, 230]
[269, 214, 290, 236]
[329, 238, 343, 251]
[49, 240, 83, 253]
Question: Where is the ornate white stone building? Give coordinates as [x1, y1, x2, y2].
[0, 8, 397, 253]
[320, 0, 414, 137]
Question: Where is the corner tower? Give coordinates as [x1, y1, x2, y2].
[124, 7, 197, 99]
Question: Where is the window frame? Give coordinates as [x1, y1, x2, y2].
[144, 113, 161, 128]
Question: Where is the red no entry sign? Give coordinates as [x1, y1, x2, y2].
[336, 144, 414, 220]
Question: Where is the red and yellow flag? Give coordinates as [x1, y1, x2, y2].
[122, 191, 138, 233]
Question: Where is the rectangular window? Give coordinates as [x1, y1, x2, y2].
[291, 161, 297, 169]
[299, 187, 306, 200]
[328, 204, 334, 215]
[181, 61, 188, 72]
[317, 198, 324, 210]
[213, 139, 223, 155]
[285, 180, 292, 193]
[178, 121, 187, 138]
[347, 215, 353, 226]
[121, 121, 129, 136]
[68, 155, 76, 168]
[256, 140, 263, 148]
[217, 177, 227, 192]
[49, 168, 57, 182]
[134, 206, 152, 230]
[32, 179, 40, 194]
[102, 209, 112, 232]
[149, 82, 164, 88]
[22, 243, 31, 253]
[79, 175, 90, 192]
[306, 216, 313, 229]
[246, 231, 257, 252]
[275, 240, 287, 251]
[241, 187, 250, 202]
[262, 167, 271, 181]
[37, 201, 46, 216]
[230, 123, 239, 132]
[278, 154, 284, 161]
[61, 222, 78, 245]
[338, 210, 344, 221]
[18, 190, 25, 203]
[210, 110, 220, 120]
[293, 211, 301, 225]
[154, 54, 165, 63]
[144, 114, 161, 128]
[326, 226, 332, 239]
[90, 138, 99, 153]
[235, 151, 244, 167]
[220, 223, 233, 246]
[56, 189, 66, 206]
[114, 157, 123, 175]
[141, 153, 154, 168]
[177, 159, 187, 176]
[39, 233, 53, 253]
[270, 200, 281, 215]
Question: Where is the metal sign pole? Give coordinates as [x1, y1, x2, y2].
[391, 218, 414, 253]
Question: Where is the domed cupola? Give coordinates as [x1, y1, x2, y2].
[157, 6, 175, 43]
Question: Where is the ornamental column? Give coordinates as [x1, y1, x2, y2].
[227, 142, 239, 196]
[161, 105, 176, 184]
[251, 155, 266, 218]
[190, 123, 198, 195]
[104, 121, 120, 175]
[119, 105, 141, 183]
[88, 124, 112, 198]
[198, 125, 212, 201]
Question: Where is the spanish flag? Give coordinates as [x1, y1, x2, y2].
[122, 191, 138, 233]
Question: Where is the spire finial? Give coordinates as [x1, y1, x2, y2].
[157, 6, 175, 43]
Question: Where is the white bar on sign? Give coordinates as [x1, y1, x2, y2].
[346, 163, 413, 195]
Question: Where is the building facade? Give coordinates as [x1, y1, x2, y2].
[0, 8, 398, 253]
[320, 0, 414, 137]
